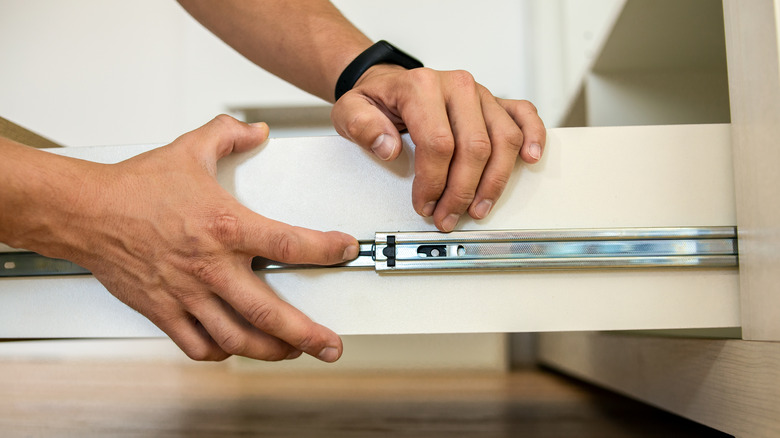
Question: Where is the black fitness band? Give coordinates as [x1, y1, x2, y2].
[334, 40, 424, 101]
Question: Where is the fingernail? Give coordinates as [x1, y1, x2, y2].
[342, 243, 359, 261]
[422, 201, 436, 217]
[317, 347, 340, 363]
[442, 214, 460, 232]
[474, 199, 493, 219]
[286, 350, 303, 360]
[528, 143, 542, 161]
[371, 134, 396, 161]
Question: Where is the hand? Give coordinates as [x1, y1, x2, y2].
[331, 65, 546, 232]
[63, 115, 358, 362]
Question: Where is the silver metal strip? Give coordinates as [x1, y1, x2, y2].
[386, 255, 738, 272]
[0, 252, 90, 277]
[0, 227, 738, 277]
[377, 227, 736, 244]
[373, 227, 738, 272]
[392, 239, 735, 259]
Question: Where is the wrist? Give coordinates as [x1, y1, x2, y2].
[334, 40, 423, 101]
[0, 142, 101, 261]
[353, 63, 408, 89]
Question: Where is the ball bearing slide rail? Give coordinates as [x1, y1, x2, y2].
[0, 226, 738, 277]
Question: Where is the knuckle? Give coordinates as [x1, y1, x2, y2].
[478, 83, 494, 98]
[483, 171, 512, 192]
[207, 214, 241, 246]
[191, 259, 227, 289]
[211, 114, 247, 138]
[213, 113, 239, 127]
[267, 231, 302, 262]
[448, 187, 477, 207]
[518, 100, 539, 114]
[426, 134, 455, 160]
[414, 176, 447, 197]
[506, 99, 538, 115]
[154, 312, 232, 362]
[448, 70, 477, 90]
[245, 300, 283, 332]
[463, 136, 492, 162]
[409, 67, 440, 86]
[498, 126, 524, 153]
[176, 291, 210, 312]
[218, 331, 247, 356]
[258, 350, 290, 362]
[183, 347, 211, 361]
[342, 111, 373, 142]
[292, 330, 318, 353]
[182, 340, 229, 362]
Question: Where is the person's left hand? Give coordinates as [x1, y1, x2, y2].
[331, 65, 546, 232]
[53, 115, 357, 362]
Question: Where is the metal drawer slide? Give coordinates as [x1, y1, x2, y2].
[364, 227, 737, 272]
[1, 227, 737, 277]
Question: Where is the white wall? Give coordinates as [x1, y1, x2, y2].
[0, 1, 188, 146]
[524, 0, 625, 127]
[0, 0, 533, 147]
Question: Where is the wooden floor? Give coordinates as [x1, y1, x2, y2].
[1, 360, 731, 437]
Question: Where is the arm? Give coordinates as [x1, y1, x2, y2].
[0, 116, 358, 362]
[178, 0, 547, 232]
[177, 0, 371, 103]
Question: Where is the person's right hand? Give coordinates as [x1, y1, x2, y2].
[57, 115, 358, 362]
[331, 66, 546, 232]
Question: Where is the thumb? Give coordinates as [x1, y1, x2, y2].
[331, 93, 403, 161]
[188, 114, 270, 165]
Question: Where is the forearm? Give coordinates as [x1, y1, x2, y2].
[0, 137, 93, 259]
[177, 0, 371, 102]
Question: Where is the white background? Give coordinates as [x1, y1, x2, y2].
[0, 0, 621, 146]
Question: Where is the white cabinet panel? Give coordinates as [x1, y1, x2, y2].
[724, 0, 780, 340]
[0, 124, 739, 337]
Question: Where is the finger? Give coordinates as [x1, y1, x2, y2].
[430, 71, 492, 232]
[148, 305, 231, 362]
[186, 294, 301, 361]
[217, 265, 343, 362]
[93, 271, 230, 361]
[236, 208, 359, 265]
[467, 92, 525, 220]
[331, 93, 404, 161]
[178, 115, 270, 173]
[497, 99, 546, 164]
[395, 70, 455, 218]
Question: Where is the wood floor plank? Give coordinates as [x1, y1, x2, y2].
[1, 360, 731, 437]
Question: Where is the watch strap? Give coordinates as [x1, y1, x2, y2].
[334, 40, 423, 101]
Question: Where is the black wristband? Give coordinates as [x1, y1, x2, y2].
[334, 40, 424, 101]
